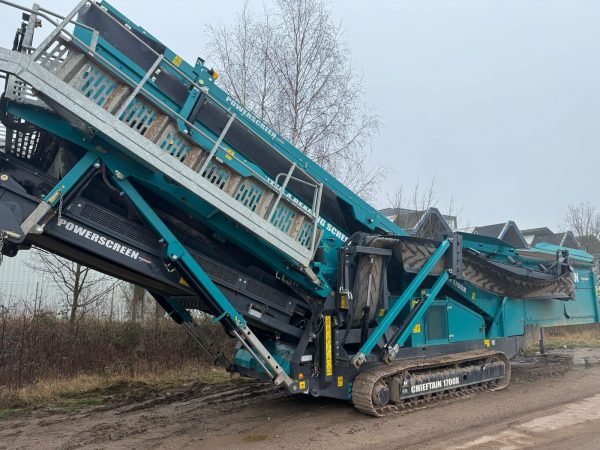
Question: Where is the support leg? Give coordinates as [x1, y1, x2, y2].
[540, 327, 546, 354]
[150, 291, 232, 370]
[21, 150, 100, 235]
[384, 271, 450, 362]
[107, 168, 295, 389]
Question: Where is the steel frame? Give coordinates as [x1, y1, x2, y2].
[16, 147, 300, 391]
[0, 0, 325, 263]
[351, 238, 451, 367]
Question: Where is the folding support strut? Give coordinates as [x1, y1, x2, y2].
[384, 270, 449, 362]
[105, 163, 296, 389]
[351, 238, 451, 368]
[149, 291, 233, 370]
[20, 151, 100, 235]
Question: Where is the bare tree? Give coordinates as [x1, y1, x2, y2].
[563, 203, 600, 277]
[28, 249, 117, 323]
[120, 283, 148, 322]
[386, 178, 463, 234]
[564, 202, 600, 239]
[206, 0, 384, 199]
[206, 1, 278, 120]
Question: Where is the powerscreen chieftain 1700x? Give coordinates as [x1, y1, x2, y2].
[0, 0, 597, 416]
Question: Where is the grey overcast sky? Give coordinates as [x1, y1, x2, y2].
[1, 0, 598, 230]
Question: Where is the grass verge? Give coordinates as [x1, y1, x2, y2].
[0, 364, 232, 418]
[543, 329, 600, 350]
[525, 325, 600, 353]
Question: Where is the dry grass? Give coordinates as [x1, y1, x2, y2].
[0, 314, 234, 388]
[0, 363, 232, 415]
[543, 328, 600, 350]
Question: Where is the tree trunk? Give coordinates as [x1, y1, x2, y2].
[70, 264, 81, 324]
[131, 285, 145, 322]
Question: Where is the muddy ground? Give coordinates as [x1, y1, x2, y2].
[3, 348, 600, 449]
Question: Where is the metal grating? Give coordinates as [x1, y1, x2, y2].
[79, 201, 159, 249]
[296, 221, 313, 248]
[425, 305, 448, 341]
[70, 63, 118, 108]
[245, 279, 290, 310]
[202, 161, 231, 190]
[6, 129, 40, 160]
[37, 39, 70, 73]
[0, 123, 6, 151]
[190, 251, 295, 313]
[6, 76, 38, 103]
[234, 181, 264, 212]
[119, 98, 159, 136]
[158, 126, 191, 161]
[192, 252, 240, 286]
[270, 204, 295, 235]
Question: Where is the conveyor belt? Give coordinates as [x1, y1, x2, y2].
[395, 238, 575, 300]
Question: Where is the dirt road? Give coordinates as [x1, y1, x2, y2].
[3, 348, 600, 449]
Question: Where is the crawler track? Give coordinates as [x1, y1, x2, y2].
[352, 349, 511, 416]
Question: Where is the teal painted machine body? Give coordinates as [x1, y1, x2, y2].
[66, 0, 405, 296]
[0, 0, 599, 399]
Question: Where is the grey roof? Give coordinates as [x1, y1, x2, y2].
[379, 207, 414, 217]
[472, 221, 528, 248]
[395, 210, 427, 230]
[412, 208, 453, 239]
[380, 207, 457, 230]
[523, 228, 581, 249]
[472, 223, 506, 238]
[522, 227, 553, 236]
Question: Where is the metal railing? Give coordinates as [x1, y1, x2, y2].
[0, 0, 324, 253]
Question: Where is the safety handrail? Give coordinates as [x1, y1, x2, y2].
[0, 0, 325, 252]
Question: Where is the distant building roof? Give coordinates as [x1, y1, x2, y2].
[472, 223, 506, 238]
[380, 207, 457, 231]
[471, 221, 528, 248]
[412, 208, 453, 239]
[521, 227, 580, 249]
[521, 227, 553, 236]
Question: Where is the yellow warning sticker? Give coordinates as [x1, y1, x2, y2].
[379, 308, 385, 317]
[471, 291, 476, 301]
[413, 323, 421, 334]
[172, 55, 183, 67]
[224, 148, 235, 161]
[337, 376, 344, 387]
[324, 315, 333, 376]
[340, 295, 348, 310]
[178, 277, 189, 287]
[299, 381, 306, 390]
[483, 339, 491, 347]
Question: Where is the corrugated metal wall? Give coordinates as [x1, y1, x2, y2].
[0, 251, 51, 308]
[0, 250, 121, 315]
